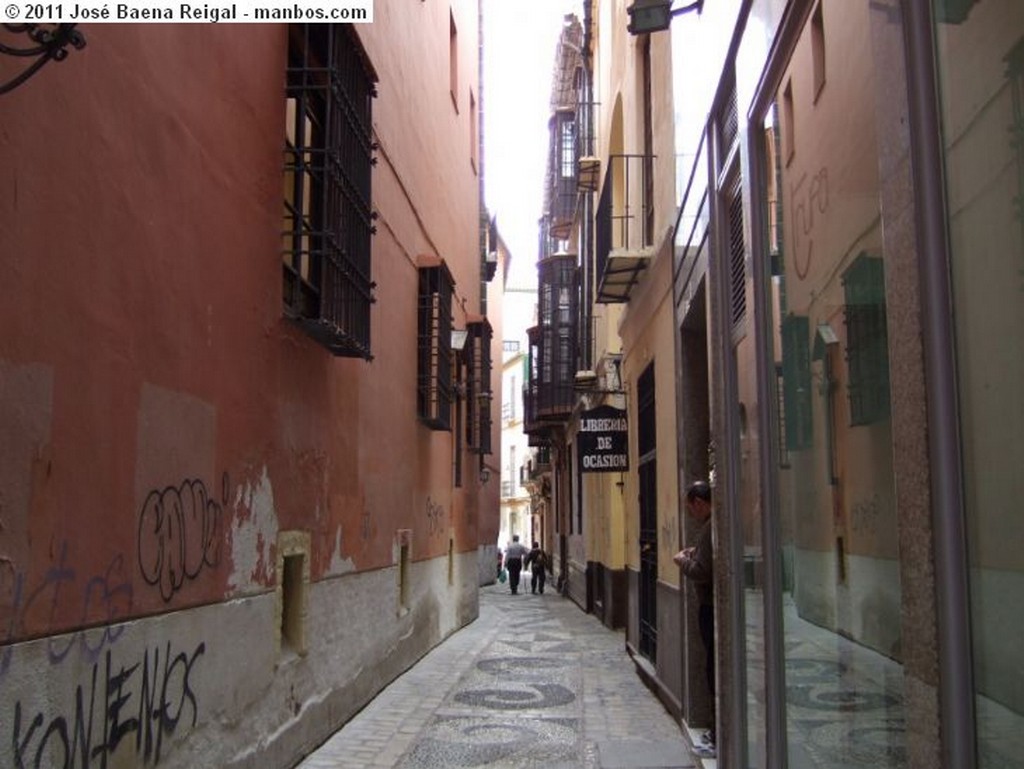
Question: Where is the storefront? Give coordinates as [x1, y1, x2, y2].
[670, 0, 1023, 766]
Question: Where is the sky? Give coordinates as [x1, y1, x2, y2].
[482, 0, 580, 291]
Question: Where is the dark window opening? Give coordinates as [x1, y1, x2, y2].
[280, 552, 305, 653]
[417, 260, 455, 430]
[466, 319, 493, 454]
[811, 2, 826, 99]
[283, 24, 377, 359]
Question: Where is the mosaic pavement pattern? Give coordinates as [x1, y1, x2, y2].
[298, 584, 694, 769]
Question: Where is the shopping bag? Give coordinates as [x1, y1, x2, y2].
[498, 568, 508, 584]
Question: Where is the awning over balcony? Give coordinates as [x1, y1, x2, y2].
[597, 250, 654, 303]
[596, 153, 656, 303]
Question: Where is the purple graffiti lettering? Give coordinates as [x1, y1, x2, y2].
[48, 555, 133, 667]
[22, 542, 75, 637]
[2, 544, 134, 680]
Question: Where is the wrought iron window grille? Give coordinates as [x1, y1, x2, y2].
[0, 24, 85, 96]
[417, 261, 455, 430]
[283, 24, 377, 359]
[533, 255, 579, 421]
[466, 319, 493, 454]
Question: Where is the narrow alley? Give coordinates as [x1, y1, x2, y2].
[296, 583, 704, 769]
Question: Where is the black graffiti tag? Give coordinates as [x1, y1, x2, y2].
[11, 640, 206, 768]
[426, 496, 444, 536]
[137, 476, 225, 602]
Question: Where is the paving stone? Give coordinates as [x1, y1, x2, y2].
[295, 584, 696, 769]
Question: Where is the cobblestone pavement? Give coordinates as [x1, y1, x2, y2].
[296, 582, 698, 769]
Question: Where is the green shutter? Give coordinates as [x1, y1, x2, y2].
[842, 254, 891, 426]
[781, 314, 813, 450]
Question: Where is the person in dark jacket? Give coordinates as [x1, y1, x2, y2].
[525, 541, 547, 595]
[673, 480, 716, 758]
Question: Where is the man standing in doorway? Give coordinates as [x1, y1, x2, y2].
[674, 480, 716, 759]
[504, 535, 529, 595]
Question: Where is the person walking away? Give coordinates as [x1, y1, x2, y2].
[504, 535, 529, 595]
[525, 541, 547, 594]
[673, 481, 716, 759]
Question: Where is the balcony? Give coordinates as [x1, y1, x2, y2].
[523, 377, 545, 445]
[523, 253, 578, 427]
[547, 109, 579, 240]
[596, 153, 656, 303]
[521, 445, 553, 487]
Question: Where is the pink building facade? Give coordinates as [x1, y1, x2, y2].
[0, 10, 497, 768]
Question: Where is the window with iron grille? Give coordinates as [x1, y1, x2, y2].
[560, 116, 576, 178]
[466, 319, 493, 454]
[842, 254, 890, 426]
[284, 25, 377, 359]
[417, 261, 455, 430]
[536, 255, 578, 417]
[549, 110, 578, 237]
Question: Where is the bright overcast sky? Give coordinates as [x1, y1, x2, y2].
[483, 0, 579, 289]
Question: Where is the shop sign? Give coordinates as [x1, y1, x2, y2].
[577, 405, 629, 472]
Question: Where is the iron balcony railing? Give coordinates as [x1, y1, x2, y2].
[596, 153, 656, 303]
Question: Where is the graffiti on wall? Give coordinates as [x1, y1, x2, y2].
[1, 542, 133, 679]
[137, 475, 226, 602]
[0, 470, 228, 766]
[10, 640, 206, 769]
[791, 166, 830, 280]
[426, 496, 444, 537]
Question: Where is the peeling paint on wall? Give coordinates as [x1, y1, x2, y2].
[230, 467, 279, 593]
[326, 527, 355, 576]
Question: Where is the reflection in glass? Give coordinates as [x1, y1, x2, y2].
[933, 2, 1024, 766]
[763, 2, 905, 766]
